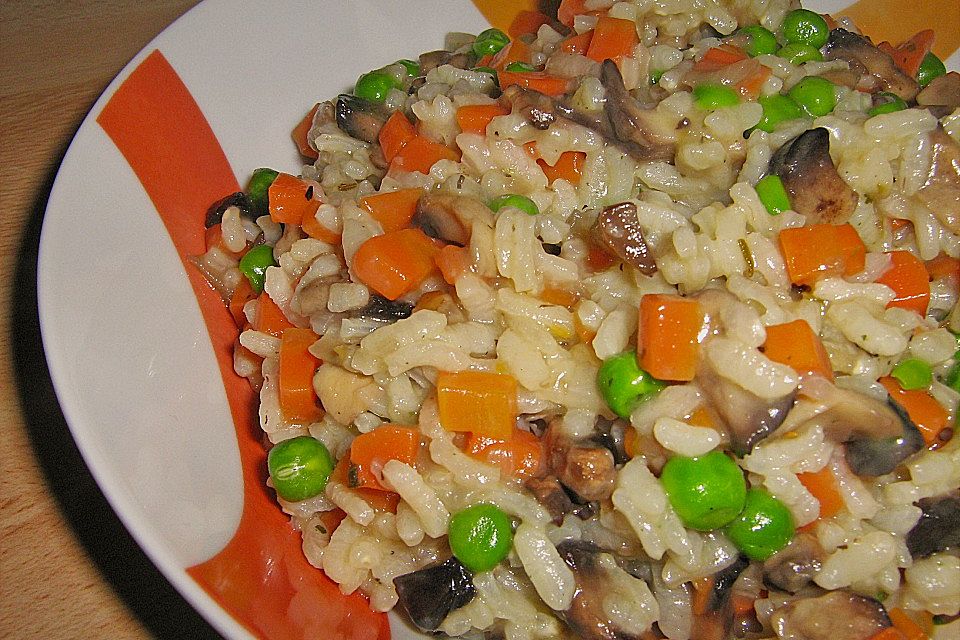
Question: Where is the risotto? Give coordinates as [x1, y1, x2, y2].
[194, 1, 960, 638]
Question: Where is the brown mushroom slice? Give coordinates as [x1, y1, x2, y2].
[335, 94, 388, 143]
[591, 202, 658, 275]
[417, 49, 473, 75]
[906, 492, 960, 558]
[412, 193, 493, 247]
[916, 71, 960, 114]
[915, 126, 960, 234]
[500, 84, 558, 130]
[768, 128, 859, 224]
[824, 29, 919, 101]
[543, 420, 617, 502]
[524, 475, 596, 525]
[600, 60, 677, 162]
[771, 591, 891, 640]
[797, 385, 924, 476]
[762, 533, 824, 594]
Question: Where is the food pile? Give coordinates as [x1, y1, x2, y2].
[194, 0, 960, 638]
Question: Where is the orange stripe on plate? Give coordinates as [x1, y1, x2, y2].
[837, 0, 959, 59]
[471, 0, 538, 32]
[96, 50, 390, 640]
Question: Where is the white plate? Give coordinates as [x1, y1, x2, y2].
[36, 1, 958, 638]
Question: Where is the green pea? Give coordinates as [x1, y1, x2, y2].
[755, 94, 804, 132]
[355, 71, 400, 103]
[945, 361, 960, 394]
[755, 175, 791, 215]
[917, 52, 946, 88]
[597, 351, 665, 418]
[650, 69, 665, 85]
[397, 59, 421, 77]
[448, 503, 513, 572]
[238, 244, 277, 294]
[488, 194, 539, 216]
[777, 42, 824, 65]
[267, 436, 335, 502]
[891, 358, 933, 390]
[472, 28, 510, 58]
[781, 9, 829, 48]
[693, 83, 740, 111]
[739, 25, 779, 57]
[868, 92, 908, 117]
[505, 61, 537, 72]
[247, 168, 279, 218]
[660, 452, 747, 531]
[726, 488, 795, 560]
[787, 76, 836, 117]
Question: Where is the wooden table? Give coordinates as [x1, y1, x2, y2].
[0, 2, 221, 637]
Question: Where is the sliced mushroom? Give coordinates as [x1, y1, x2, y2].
[335, 94, 389, 144]
[906, 493, 960, 558]
[762, 533, 824, 594]
[412, 193, 493, 246]
[768, 128, 859, 224]
[915, 126, 960, 234]
[589, 417, 631, 466]
[524, 475, 596, 524]
[544, 420, 617, 502]
[824, 29, 919, 101]
[393, 557, 476, 632]
[204, 192, 254, 228]
[591, 202, 658, 275]
[418, 49, 473, 75]
[916, 71, 960, 114]
[355, 294, 414, 321]
[771, 590, 891, 640]
[599, 60, 677, 162]
[797, 385, 924, 476]
[544, 52, 602, 80]
[500, 84, 558, 130]
[689, 555, 750, 640]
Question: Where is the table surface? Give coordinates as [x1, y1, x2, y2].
[0, 2, 222, 637]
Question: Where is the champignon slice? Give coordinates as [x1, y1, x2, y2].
[500, 84, 557, 130]
[544, 420, 617, 502]
[204, 192, 254, 228]
[768, 128, 859, 224]
[771, 591, 891, 640]
[412, 193, 493, 246]
[355, 294, 414, 321]
[799, 385, 924, 476]
[600, 60, 676, 162]
[591, 202, 658, 275]
[590, 417, 631, 466]
[525, 475, 597, 524]
[915, 126, 960, 234]
[824, 29, 919, 101]
[916, 71, 960, 114]
[906, 493, 960, 558]
[762, 533, 824, 594]
[418, 49, 472, 74]
[335, 94, 388, 144]
[393, 557, 476, 632]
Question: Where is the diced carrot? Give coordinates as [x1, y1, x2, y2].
[278, 328, 323, 423]
[538, 150, 586, 185]
[879, 376, 950, 447]
[736, 63, 772, 98]
[925, 254, 960, 281]
[330, 457, 401, 511]
[730, 594, 756, 616]
[585, 16, 639, 63]
[348, 425, 421, 491]
[389, 134, 461, 175]
[522, 140, 540, 159]
[574, 315, 596, 345]
[351, 228, 440, 300]
[254, 292, 295, 337]
[497, 69, 572, 97]
[436, 370, 518, 439]
[455, 103, 510, 136]
[509, 10, 552, 38]
[557, 0, 588, 27]
[888, 608, 930, 640]
[778, 223, 867, 287]
[300, 208, 342, 244]
[317, 508, 346, 535]
[292, 102, 321, 160]
[490, 39, 533, 70]
[763, 319, 834, 381]
[623, 425, 640, 458]
[379, 111, 417, 163]
[687, 406, 717, 429]
[797, 466, 844, 520]
[465, 428, 543, 480]
[868, 628, 908, 640]
[693, 44, 748, 71]
[889, 30, 936, 78]
[586, 243, 616, 271]
[638, 294, 703, 382]
[358, 187, 423, 233]
[691, 576, 715, 615]
[229, 277, 255, 327]
[560, 30, 594, 55]
[539, 286, 580, 309]
[876, 251, 930, 316]
[435, 244, 473, 285]
[268, 173, 322, 226]
[891, 217, 912, 232]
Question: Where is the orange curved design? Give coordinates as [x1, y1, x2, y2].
[96, 49, 390, 640]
